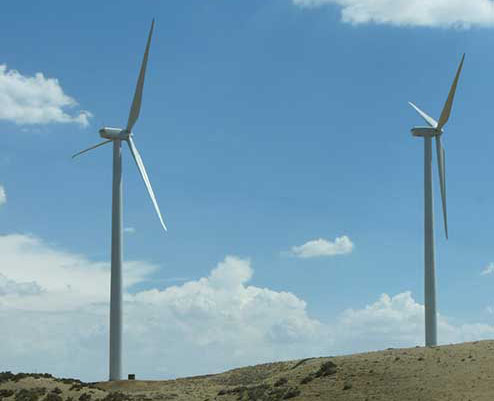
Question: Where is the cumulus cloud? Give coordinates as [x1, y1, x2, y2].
[291, 235, 354, 258]
[0, 236, 327, 380]
[0, 274, 41, 297]
[2, 234, 494, 382]
[0, 234, 157, 311]
[293, 0, 494, 28]
[0, 65, 91, 126]
[337, 292, 494, 353]
[0, 185, 5, 206]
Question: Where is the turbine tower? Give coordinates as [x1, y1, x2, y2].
[73, 19, 166, 380]
[409, 54, 465, 347]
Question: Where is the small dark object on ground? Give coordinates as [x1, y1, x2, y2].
[128, 374, 135, 381]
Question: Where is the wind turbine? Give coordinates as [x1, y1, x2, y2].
[408, 53, 465, 347]
[73, 19, 166, 381]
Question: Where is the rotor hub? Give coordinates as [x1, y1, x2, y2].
[99, 127, 131, 140]
[411, 127, 443, 138]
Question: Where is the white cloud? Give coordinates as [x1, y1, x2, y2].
[291, 235, 354, 258]
[0, 236, 327, 380]
[337, 292, 494, 354]
[481, 263, 494, 275]
[293, 0, 494, 28]
[2, 234, 494, 382]
[124, 227, 136, 234]
[0, 234, 157, 311]
[0, 185, 5, 206]
[0, 65, 91, 126]
[0, 273, 41, 296]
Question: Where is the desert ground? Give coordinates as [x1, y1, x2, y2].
[3, 340, 494, 400]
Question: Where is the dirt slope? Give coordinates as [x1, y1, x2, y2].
[3, 340, 494, 401]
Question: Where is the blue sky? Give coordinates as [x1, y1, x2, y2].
[2, 0, 494, 381]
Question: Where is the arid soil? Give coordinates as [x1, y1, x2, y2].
[3, 340, 494, 400]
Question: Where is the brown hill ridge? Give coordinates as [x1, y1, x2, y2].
[3, 340, 494, 401]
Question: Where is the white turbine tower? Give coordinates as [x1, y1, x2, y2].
[73, 19, 166, 381]
[409, 53, 465, 347]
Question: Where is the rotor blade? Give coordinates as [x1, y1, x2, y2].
[435, 136, 448, 239]
[437, 53, 465, 130]
[72, 139, 112, 159]
[408, 102, 438, 128]
[127, 137, 167, 231]
[126, 19, 155, 132]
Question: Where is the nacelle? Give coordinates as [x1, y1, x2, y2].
[411, 127, 441, 138]
[99, 127, 130, 140]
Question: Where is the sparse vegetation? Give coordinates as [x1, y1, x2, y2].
[14, 388, 46, 401]
[290, 358, 313, 370]
[282, 387, 301, 399]
[44, 392, 62, 401]
[314, 361, 337, 378]
[343, 381, 352, 390]
[300, 360, 338, 385]
[0, 389, 14, 399]
[101, 392, 130, 401]
[2, 341, 494, 401]
[0, 373, 53, 385]
[69, 384, 83, 392]
[273, 377, 288, 387]
[299, 374, 314, 385]
[216, 383, 302, 401]
[58, 379, 83, 386]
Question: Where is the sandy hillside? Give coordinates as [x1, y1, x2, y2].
[3, 340, 494, 400]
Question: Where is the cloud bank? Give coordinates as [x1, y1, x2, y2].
[1, 234, 494, 381]
[291, 235, 354, 258]
[293, 0, 494, 28]
[0, 65, 91, 126]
